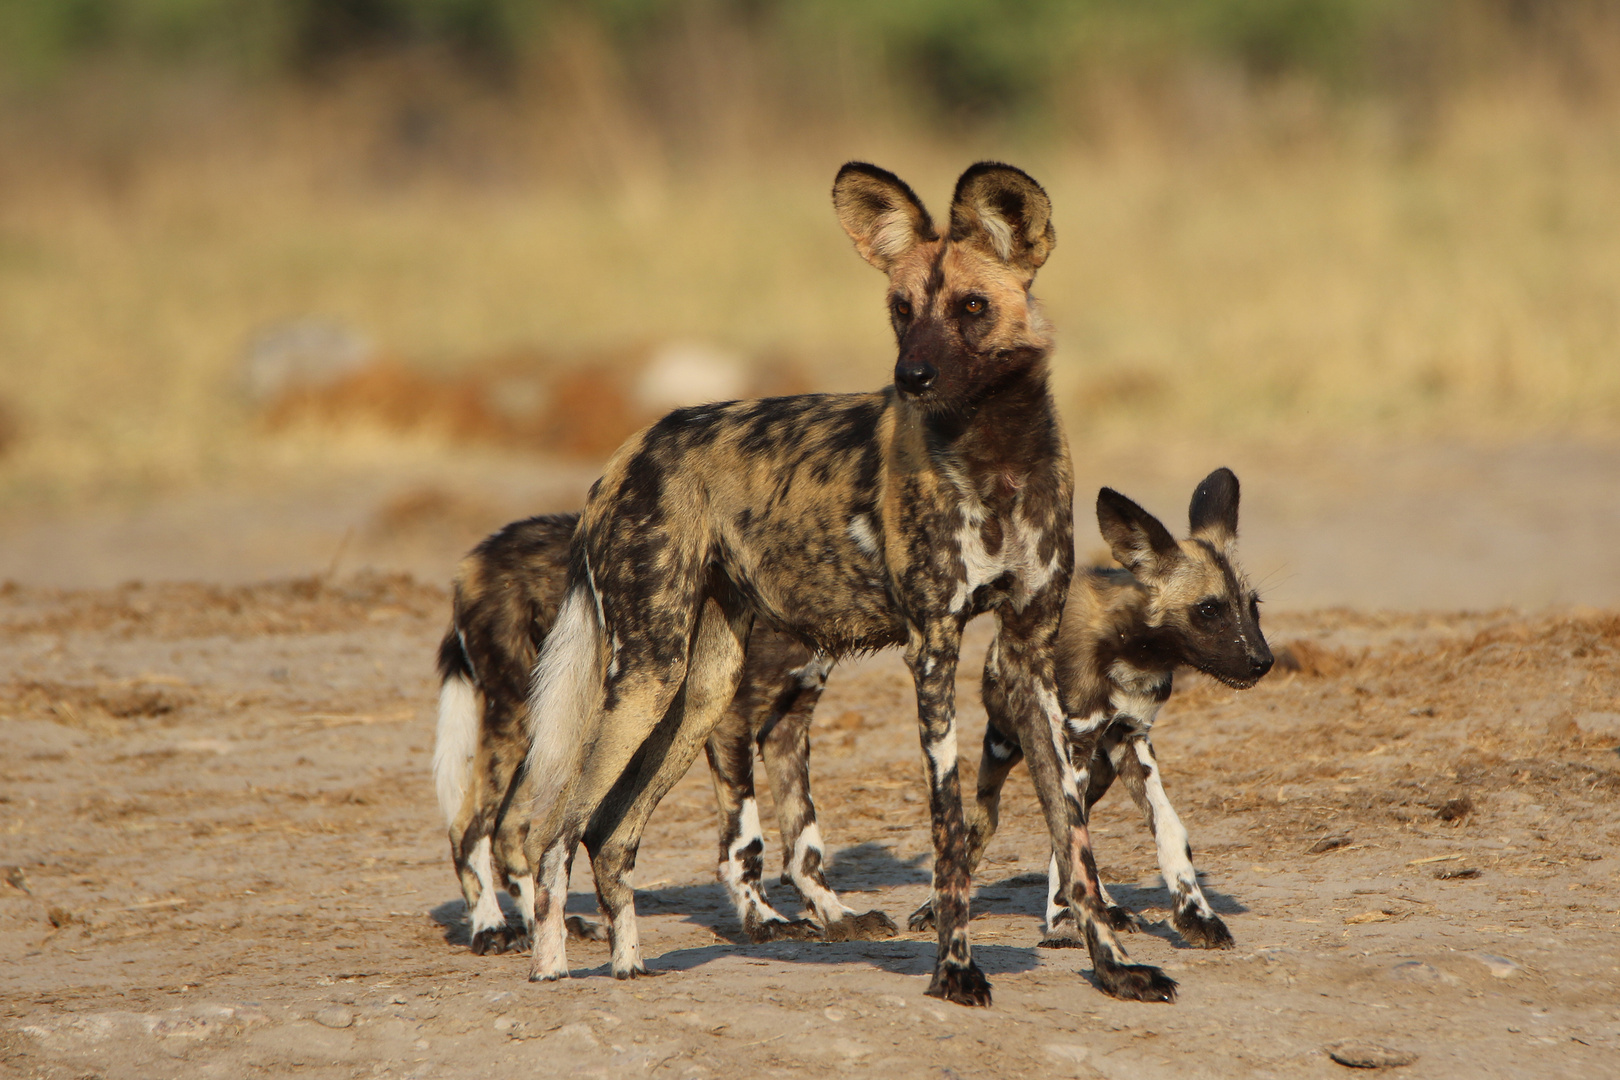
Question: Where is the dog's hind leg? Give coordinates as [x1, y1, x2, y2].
[752, 650, 898, 942]
[585, 596, 755, 976]
[1116, 734, 1231, 948]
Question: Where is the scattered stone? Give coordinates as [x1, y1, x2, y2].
[3, 866, 30, 893]
[1327, 1041, 1418, 1068]
[1309, 834, 1354, 854]
[1476, 954, 1521, 978]
[312, 1005, 354, 1029]
[551, 1021, 599, 1047]
[1436, 867, 1480, 880]
[1388, 961, 1441, 982]
[46, 906, 74, 928]
[1045, 1042, 1093, 1075]
[493, 1015, 516, 1031]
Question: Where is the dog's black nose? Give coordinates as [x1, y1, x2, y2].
[894, 358, 937, 395]
[1250, 654, 1273, 679]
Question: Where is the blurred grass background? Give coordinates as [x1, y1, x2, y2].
[0, 0, 1618, 506]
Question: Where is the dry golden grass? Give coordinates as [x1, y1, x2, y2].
[1, 79, 1618, 505]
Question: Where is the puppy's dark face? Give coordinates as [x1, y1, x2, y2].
[1098, 469, 1273, 688]
[832, 162, 1055, 416]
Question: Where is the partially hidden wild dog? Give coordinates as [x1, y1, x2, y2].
[910, 468, 1273, 950]
[434, 469, 1268, 976]
[512, 160, 1179, 1005]
[433, 513, 896, 954]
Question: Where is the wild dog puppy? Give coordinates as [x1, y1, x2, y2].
[913, 468, 1272, 954]
[517, 161, 1175, 1005]
[432, 514, 894, 952]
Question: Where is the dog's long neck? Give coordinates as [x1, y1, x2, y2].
[922, 356, 1060, 503]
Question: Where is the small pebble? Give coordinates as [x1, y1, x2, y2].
[313, 1005, 354, 1029]
[493, 1015, 515, 1031]
[1476, 954, 1521, 978]
[1326, 1041, 1418, 1068]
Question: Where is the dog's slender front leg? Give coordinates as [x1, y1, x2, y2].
[908, 636, 1023, 933]
[1117, 734, 1232, 948]
[909, 623, 991, 1007]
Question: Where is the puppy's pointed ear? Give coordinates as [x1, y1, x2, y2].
[1189, 467, 1240, 550]
[833, 163, 937, 272]
[948, 162, 1055, 277]
[1097, 488, 1180, 579]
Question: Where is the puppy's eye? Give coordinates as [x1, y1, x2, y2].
[962, 296, 986, 316]
[892, 299, 913, 320]
[1196, 600, 1222, 622]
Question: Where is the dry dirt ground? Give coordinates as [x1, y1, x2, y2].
[1, 577, 1618, 1079]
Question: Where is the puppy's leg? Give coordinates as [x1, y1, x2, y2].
[995, 603, 1176, 1004]
[753, 649, 896, 942]
[1117, 734, 1231, 948]
[705, 679, 819, 943]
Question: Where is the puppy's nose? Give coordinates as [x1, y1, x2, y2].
[894, 358, 937, 395]
[1250, 655, 1274, 679]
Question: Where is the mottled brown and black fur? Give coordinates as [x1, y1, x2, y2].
[516, 162, 1168, 1005]
[919, 468, 1272, 954]
[433, 514, 894, 952]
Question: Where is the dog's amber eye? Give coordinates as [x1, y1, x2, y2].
[963, 297, 986, 315]
[893, 299, 913, 320]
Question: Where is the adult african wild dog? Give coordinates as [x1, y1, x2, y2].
[515, 161, 1175, 1005]
[911, 468, 1272, 951]
[433, 513, 895, 953]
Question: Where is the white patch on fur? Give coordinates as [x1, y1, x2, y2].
[847, 514, 880, 557]
[1044, 853, 1065, 934]
[988, 738, 1015, 761]
[790, 822, 852, 924]
[974, 207, 1015, 262]
[795, 654, 833, 690]
[609, 899, 643, 977]
[432, 673, 479, 826]
[720, 799, 765, 888]
[924, 725, 958, 782]
[516, 872, 536, 936]
[1135, 740, 1208, 912]
[467, 836, 505, 934]
[523, 587, 604, 823]
[941, 473, 1060, 614]
[1065, 710, 1110, 741]
[531, 843, 571, 981]
[871, 209, 921, 263]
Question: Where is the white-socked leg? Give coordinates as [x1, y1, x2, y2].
[787, 822, 853, 925]
[1131, 737, 1232, 948]
[606, 867, 643, 977]
[529, 841, 571, 981]
[467, 836, 506, 938]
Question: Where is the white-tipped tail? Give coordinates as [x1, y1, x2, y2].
[433, 671, 480, 826]
[523, 584, 604, 823]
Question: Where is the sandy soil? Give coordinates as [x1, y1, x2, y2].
[2, 575, 1617, 1080]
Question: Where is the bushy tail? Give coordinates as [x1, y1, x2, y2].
[432, 629, 480, 827]
[522, 583, 604, 830]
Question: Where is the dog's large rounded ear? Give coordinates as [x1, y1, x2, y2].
[833, 163, 937, 272]
[948, 162, 1055, 276]
[1097, 487, 1180, 579]
[1189, 467, 1240, 549]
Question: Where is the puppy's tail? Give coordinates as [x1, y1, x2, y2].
[432, 628, 480, 828]
[522, 582, 604, 834]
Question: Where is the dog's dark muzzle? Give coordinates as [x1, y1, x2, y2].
[894, 357, 937, 396]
